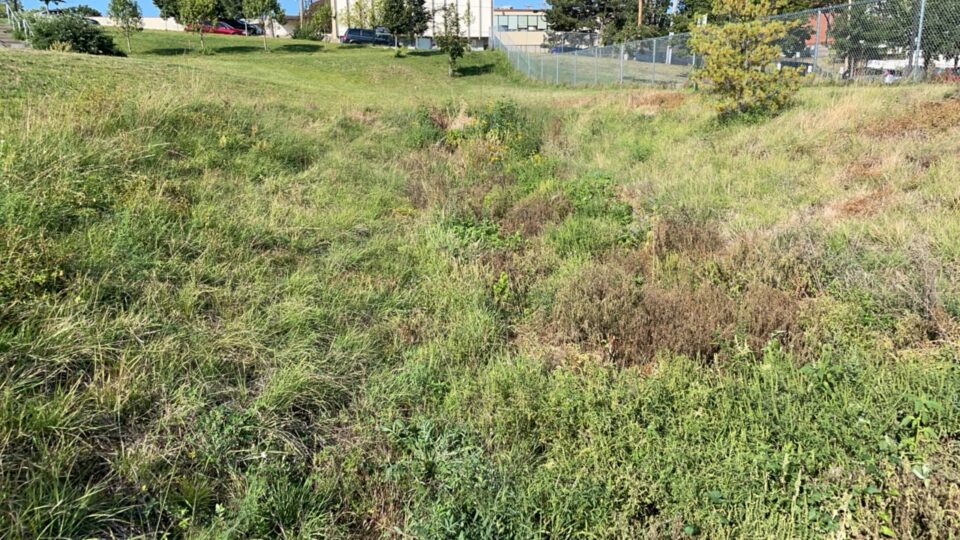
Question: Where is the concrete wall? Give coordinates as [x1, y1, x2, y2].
[91, 17, 297, 38]
[92, 16, 184, 32]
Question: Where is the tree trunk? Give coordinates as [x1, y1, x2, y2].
[199, 28, 205, 51]
[126, 32, 132, 53]
[262, 17, 268, 50]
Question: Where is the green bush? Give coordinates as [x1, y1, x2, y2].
[28, 14, 124, 56]
[689, 0, 801, 118]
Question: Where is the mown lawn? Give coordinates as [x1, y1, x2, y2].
[1, 31, 959, 539]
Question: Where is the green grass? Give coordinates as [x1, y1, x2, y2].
[1, 30, 960, 539]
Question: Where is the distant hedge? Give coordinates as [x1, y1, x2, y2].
[29, 14, 124, 56]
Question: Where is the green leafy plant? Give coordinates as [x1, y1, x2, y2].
[689, 0, 802, 118]
[107, 0, 143, 53]
[436, 3, 465, 77]
[242, 0, 282, 49]
[28, 14, 124, 55]
[178, 0, 217, 51]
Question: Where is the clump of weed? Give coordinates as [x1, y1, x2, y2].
[446, 99, 542, 159]
[500, 192, 572, 237]
[853, 441, 960, 538]
[739, 283, 801, 352]
[550, 261, 738, 364]
[652, 210, 723, 258]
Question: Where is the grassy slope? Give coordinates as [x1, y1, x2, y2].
[2, 31, 960, 539]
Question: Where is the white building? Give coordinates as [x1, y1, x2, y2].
[331, 0, 495, 47]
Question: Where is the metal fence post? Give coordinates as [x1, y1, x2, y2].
[651, 39, 657, 83]
[913, 0, 927, 80]
[812, 8, 822, 75]
[619, 43, 625, 84]
[556, 50, 560, 84]
[540, 53, 544, 81]
[573, 51, 578, 85]
[594, 46, 599, 85]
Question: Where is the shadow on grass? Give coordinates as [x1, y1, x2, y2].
[408, 50, 442, 57]
[142, 47, 194, 56]
[215, 45, 262, 54]
[277, 43, 323, 53]
[457, 63, 496, 76]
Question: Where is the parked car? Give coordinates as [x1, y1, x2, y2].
[222, 19, 261, 35]
[548, 45, 579, 54]
[185, 21, 247, 35]
[777, 59, 814, 74]
[339, 28, 392, 45]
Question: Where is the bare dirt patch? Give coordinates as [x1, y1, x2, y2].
[826, 185, 894, 218]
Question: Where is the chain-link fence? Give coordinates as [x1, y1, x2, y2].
[491, 0, 960, 86]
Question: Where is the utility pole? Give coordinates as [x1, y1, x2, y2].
[637, 0, 642, 27]
[300, 0, 305, 28]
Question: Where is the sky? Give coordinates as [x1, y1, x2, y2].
[23, 0, 546, 18]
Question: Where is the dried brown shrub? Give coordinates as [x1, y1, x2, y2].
[739, 283, 801, 351]
[500, 193, 573, 237]
[652, 213, 723, 258]
[551, 263, 738, 364]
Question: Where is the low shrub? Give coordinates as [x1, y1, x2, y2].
[28, 14, 124, 56]
[652, 211, 723, 258]
[550, 262, 802, 364]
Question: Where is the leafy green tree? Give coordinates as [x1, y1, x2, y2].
[154, 0, 241, 22]
[107, 0, 142, 53]
[63, 5, 104, 16]
[913, 0, 960, 75]
[405, 0, 428, 37]
[312, 3, 333, 33]
[689, 0, 802, 118]
[545, 0, 674, 43]
[243, 0, 281, 49]
[40, 0, 66, 12]
[380, 0, 407, 47]
[178, 0, 216, 51]
[829, 3, 900, 76]
[339, 0, 381, 29]
[436, 3, 465, 76]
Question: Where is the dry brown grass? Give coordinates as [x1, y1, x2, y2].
[625, 91, 687, 110]
[739, 283, 802, 352]
[500, 193, 573, 237]
[826, 185, 895, 218]
[549, 259, 804, 365]
[866, 98, 960, 138]
[652, 213, 724, 258]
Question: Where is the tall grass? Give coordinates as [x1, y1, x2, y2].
[1, 38, 959, 538]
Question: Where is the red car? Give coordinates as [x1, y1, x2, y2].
[185, 21, 247, 35]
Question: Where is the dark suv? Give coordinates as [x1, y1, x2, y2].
[339, 28, 392, 45]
